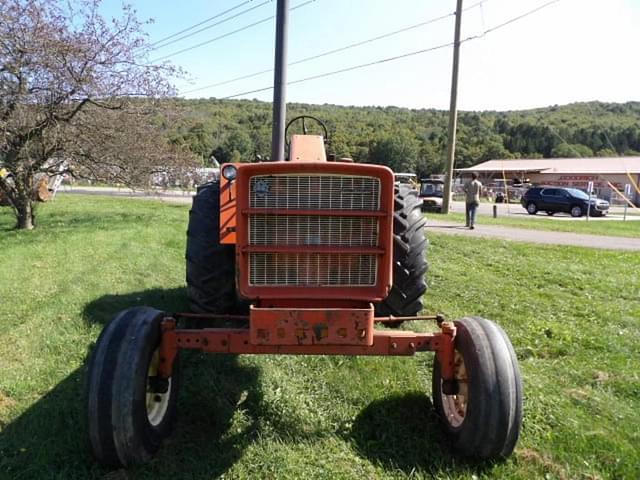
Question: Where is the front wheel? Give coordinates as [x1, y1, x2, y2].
[432, 317, 523, 459]
[87, 307, 180, 467]
[570, 205, 583, 217]
[526, 202, 538, 215]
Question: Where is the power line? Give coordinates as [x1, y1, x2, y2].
[211, 0, 560, 100]
[182, 12, 456, 94]
[151, 0, 317, 63]
[181, 1, 487, 95]
[149, 0, 271, 52]
[221, 41, 455, 99]
[461, 0, 561, 44]
[146, 0, 255, 49]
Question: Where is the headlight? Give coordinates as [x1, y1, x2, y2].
[222, 165, 238, 181]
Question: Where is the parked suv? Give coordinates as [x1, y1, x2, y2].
[521, 187, 609, 217]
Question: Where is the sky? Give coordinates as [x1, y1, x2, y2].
[100, 0, 640, 111]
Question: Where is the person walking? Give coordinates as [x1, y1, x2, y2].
[464, 173, 482, 229]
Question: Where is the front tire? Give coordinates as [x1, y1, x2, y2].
[375, 184, 428, 326]
[570, 205, 583, 217]
[432, 317, 523, 459]
[87, 307, 180, 467]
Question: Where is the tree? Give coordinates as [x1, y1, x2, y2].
[0, 0, 194, 229]
[551, 143, 594, 158]
[212, 129, 254, 163]
[368, 132, 419, 173]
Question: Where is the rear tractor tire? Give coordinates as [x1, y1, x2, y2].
[186, 181, 244, 314]
[87, 307, 179, 467]
[432, 316, 523, 459]
[375, 183, 428, 327]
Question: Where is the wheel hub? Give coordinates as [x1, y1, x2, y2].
[146, 349, 172, 426]
[441, 350, 468, 428]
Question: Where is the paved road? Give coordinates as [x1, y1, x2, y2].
[58, 186, 640, 251]
[426, 218, 640, 251]
[448, 199, 640, 221]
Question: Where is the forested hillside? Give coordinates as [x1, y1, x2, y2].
[164, 99, 640, 176]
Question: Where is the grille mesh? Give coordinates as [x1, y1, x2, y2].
[249, 253, 377, 286]
[247, 173, 381, 288]
[249, 175, 380, 210]
[250, 215, 378, 247]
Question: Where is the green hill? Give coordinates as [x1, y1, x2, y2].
[164, 99, 640, 176]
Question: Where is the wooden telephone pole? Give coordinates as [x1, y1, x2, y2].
[442, 0, 463, 214]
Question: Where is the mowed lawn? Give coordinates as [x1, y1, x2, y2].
[0, 195, 638, 480]
[438, 211, 640, 238]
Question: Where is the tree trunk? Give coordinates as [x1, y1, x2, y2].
[15, 198, 35, 230]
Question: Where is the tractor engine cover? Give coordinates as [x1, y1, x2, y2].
[221, 161, 395, 303]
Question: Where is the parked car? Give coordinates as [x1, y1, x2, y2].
[419, 178, 444, 212]
[521, 187, 609, 217]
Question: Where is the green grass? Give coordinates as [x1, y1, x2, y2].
[1, 196, 639, 479]
[434, 211, 640, 238]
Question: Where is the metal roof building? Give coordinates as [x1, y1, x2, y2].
[457, 157, 640, 205]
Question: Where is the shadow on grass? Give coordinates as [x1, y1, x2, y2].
[82, 287, 190, 326]
[0, 353, 262, 479]
[349, 392, 493, 476]
[0, 288, 263, 479]
[2, 287, 497, 478]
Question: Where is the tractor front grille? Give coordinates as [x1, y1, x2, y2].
[249, 175, 380, 210]
[247, 174, 381, 287]
[249, 252, 377, 286]
[249, 215, 378, 247]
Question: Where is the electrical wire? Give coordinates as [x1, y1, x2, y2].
[211, 0, 560, 100]
[181, 1, 487, 95]
[461, 0, 561, 44]
[220, 41, 455, 99]
[149, 0, 271, 52]
[151, 0, 317, 63]
[146, 0, 256, 49]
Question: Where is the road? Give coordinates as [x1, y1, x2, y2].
[448, 200, 640, 221]
[425, 218, 640, 251]
[58, 186, 640, 251]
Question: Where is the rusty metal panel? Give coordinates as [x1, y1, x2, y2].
[249, 305, 374, 346]
[220, 168, 237, 244]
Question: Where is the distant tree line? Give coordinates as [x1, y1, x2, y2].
[165, 99, 640, 177]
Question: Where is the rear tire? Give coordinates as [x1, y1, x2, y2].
[432, 317, 523, 459]
[526, 202, 538, 215]
[87, 307, 180, 467]
[546, 211, 554, 216]
[186, 182, 243, 313]
[376, 184, 428, 326]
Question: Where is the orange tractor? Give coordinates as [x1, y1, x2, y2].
[86, 0, 522, 467]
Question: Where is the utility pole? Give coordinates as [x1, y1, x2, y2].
[271, 0, 289, 161]
[442, 0, 463, 214]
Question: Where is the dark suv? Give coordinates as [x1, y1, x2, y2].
[521, 187, 609, 217]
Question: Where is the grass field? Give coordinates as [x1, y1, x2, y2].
[1, 196, 639, 479]
[436, 211, 640, 238]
